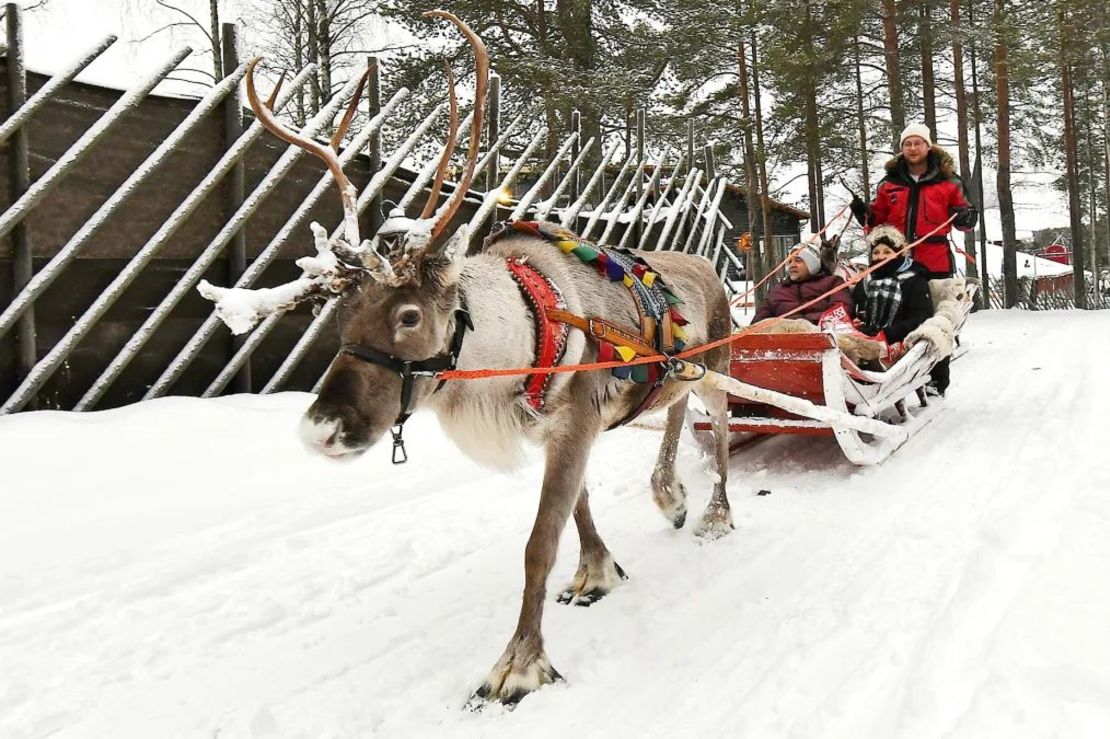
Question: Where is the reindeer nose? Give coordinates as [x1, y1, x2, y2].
[298, 413, 342, 453]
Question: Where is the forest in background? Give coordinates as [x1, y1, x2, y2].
[22, 0, 1109, 308]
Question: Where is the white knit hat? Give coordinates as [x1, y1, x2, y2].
[899, 123, 932, 148]
[794, 243, 822, 275]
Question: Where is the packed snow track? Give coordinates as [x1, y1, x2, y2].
[2, 311, 1108, 738]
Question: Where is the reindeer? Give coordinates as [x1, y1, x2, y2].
[199, 11, 734, 707]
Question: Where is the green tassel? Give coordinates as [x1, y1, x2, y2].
[571, 245, 598, 262]
[631, 364, 649, 383]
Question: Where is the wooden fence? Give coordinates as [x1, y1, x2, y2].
[0, 6, 746, 414]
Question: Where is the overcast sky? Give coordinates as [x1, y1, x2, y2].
[12, 0, 1071, 238]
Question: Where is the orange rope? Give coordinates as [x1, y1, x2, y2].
[952, 239, 977, 264]
[437, 215, 957, 382]
[729, 204, 850, 307]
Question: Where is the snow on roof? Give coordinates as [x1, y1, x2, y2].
[980, 241, 1072, 278]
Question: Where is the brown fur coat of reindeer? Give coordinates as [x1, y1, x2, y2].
[199, 11, 733, 707]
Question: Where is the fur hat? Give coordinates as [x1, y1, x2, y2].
[866, 224, 908, 252]
[793, 243, 822, 275]
[899, 123, 932, 148]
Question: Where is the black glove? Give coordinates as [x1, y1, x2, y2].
[950, 205, 978, 229]
[858, 323, 880, 337]
[849, 196, 870, 225]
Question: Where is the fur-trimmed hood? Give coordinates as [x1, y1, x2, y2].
[883, 144, 958, 183]
[866, 224, 908, 251]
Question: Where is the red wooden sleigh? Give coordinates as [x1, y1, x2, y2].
[690, 286, 975, 465]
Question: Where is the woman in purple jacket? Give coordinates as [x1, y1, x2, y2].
[751, 243, 854, 324]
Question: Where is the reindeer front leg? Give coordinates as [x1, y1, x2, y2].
[469, 417, 599, 707]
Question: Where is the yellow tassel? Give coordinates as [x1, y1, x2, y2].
[615, 346, 637, 362]
[643, 272, 656, 287]
[673, 325, 687, 340]
[622, 275, 634, 288]
[556, 240, 577, 253]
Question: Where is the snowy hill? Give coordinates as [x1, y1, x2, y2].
[2, 310, 1109, 738]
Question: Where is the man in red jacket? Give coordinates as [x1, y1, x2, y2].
[850, 123, 977, 279]
[850, 123, 976, 395]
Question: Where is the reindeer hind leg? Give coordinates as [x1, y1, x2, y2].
[557, 485, 628, 607]
[691, 384, 734, 541]
[651, 398, 690, 528]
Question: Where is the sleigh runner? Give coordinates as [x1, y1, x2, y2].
[690, 280, 976, 465]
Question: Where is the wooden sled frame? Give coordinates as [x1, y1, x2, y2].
[692, 286, 976, 466]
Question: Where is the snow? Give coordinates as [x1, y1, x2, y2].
[2, 310, 1110, 738]
[977, 241, 1073, 279]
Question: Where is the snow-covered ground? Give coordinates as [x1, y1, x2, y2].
[2, 310, 1109, 739]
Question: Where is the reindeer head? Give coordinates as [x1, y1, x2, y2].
[199, 10, 489, 460]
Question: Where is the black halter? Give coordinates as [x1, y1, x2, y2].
[338, 303, 472, 465]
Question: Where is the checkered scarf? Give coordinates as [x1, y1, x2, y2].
[860, 257, 914, 329]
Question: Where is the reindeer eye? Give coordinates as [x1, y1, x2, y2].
[399, 309, 421, 328]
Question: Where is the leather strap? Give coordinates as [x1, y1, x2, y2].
[506, 259, 569, 411]
[546, 308, 658, 358]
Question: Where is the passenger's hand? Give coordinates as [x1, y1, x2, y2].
[849, 196, 870, 225]
[858, 323, 880, 336]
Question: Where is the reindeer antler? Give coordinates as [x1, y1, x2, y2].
[420, 10, 489, 248]
[420, 59, 460, 219]
[245, 58, 369, 248]
[198, 62, 380, 335]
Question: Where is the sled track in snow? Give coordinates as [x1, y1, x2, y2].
[2, 311, 1110, 738]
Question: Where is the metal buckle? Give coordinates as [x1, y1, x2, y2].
[665, 357, 707, 381]
[390, 424, 408, 464]
[587, 318, 605, 339]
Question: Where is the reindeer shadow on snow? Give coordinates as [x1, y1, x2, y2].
[200, 10, 736, 708]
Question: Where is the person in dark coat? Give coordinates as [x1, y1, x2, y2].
[751, 242, 853, 324]
[852, 225, 934, 346]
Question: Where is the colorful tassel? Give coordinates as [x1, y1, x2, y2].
[615, 345, 637, 362]
[556, 239, 578, 253]
[642, 272, 656, 287]
[572, 245, 598, 262]
[605, 260, 625, 281]
[622, 275, 635, 288]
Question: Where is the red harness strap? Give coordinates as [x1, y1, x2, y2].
[506, 258, 569, 411]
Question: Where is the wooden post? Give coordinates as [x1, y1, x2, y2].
[485, 74, 500, 194]
[365, 56, 382, 234]
[570, 109, 581, 203]
[686, 118, 695, 174]
[5, 4, 36, 408]
[221, 22, 250, 393]
[634, 107, 645, 245]
[703, 143, 716, 180]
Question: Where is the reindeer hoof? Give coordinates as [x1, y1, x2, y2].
[556, 557, 627, 607]
[694, 505, 734, 541]
[466, 651, 563, 708]
[651, 473, 688, 529]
